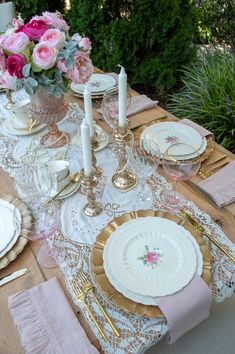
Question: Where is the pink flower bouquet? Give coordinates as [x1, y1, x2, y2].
[0, 11, 93, 97]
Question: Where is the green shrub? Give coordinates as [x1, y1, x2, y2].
[68, 0, 196, 96]
[13, 0, 65, 21]
[196, 0, 235, 51]
[168, 49, 235, 151]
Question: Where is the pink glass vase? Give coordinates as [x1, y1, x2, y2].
[29, 87, 69, 148]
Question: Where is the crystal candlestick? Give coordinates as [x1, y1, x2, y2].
[91, 132, 102, 178]
[80, 170, 103, 216]
[112, 124, 137, 190]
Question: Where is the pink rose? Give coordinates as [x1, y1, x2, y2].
[42, 11, 69, 31]
[32, 42, 58, 70]
[78, 37, 92, 52]
[146, 251, 159, 263]
[6, 53, 26, 78]
[16, 19, 49, 41]
[67, 51, 93, 84]
[12, 17, 24, 28]
[0, 34, 7, 46]
[0, 49, 6, 72]
[2, 32, 30, 53]
[40, 29, 65, 50]
[0, 71, 14, 89]
[57, 58, 68, 73]
[71, 33, 82, 42]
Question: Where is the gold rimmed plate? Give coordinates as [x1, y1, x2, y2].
[91, 209, 212, 318]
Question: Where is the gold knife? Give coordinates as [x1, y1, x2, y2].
[181, 210, 235, 263]
[0, 268, 29, 286]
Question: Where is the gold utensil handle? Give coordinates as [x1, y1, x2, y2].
[93, 292, 120, 337]
[49, 180, 72, 202]
[84, 301, 107, 341]
[204, 232, 235, 263]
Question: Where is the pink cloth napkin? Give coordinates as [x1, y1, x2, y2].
[8, 278, 99, 354]
[156, 274, 212, 344]
[198, 160, 235, 207]
[179, 118, 214, 139]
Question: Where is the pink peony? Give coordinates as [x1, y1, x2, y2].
[78, 37, 91, 52]
[67, 51, 93, 84]
[0, 70, 14, 89]
[0, 34, 7, 46]
[6, 53, 26, 78]
[40, 29, 65, 50]
[146, 251, 159, 263]
[42, 11, 69, 31]
[57, 58, 68, 73]
[0, 49, 6, 71]
[12, 17, 24, 28]
[16, 19, 49, 41]
[32, 42, 58, 70]
[2, 32, 30, 53]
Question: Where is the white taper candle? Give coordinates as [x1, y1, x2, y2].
[83, 84, 94, 137]
[81, 119, 92, 175]
[118, 66, 127, 127]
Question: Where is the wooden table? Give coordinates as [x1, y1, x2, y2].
[0, 87, 235, 354]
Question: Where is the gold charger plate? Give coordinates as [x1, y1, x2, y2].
[91, 209, 212, 318]
[0, 194, 32, 270]
[134, 119, 215, 164]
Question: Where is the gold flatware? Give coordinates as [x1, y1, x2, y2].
[26, 118, 38, 131]
[181, 209, 235, 263]
[72, 282, 108, 341]
[49, 171, 81, 202]
[77, 269, 120, 337]
[199, 155, 228, 178]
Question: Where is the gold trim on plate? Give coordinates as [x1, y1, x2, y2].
[91, 209, 212, 318]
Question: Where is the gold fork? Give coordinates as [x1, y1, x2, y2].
[199, 155, 228, 178]
[72, 281, 108, 341]
[77, 269, 120, 337]
[26, 118, 38, 131]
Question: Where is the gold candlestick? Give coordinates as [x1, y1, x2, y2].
[112, 124, 137, 190]
[91, 132, 102, 178]
[5, 89, 15, 110]
[81, 170, 103, 217]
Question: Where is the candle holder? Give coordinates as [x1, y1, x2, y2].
[5, 89, 15, 110]
[91, 132, 102, 178]
[80, 170, 103, 217]
[112, 124, 137, 191]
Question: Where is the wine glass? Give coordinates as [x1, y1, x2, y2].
[127, 139, 161, 201]
[161, 143, 201, 208]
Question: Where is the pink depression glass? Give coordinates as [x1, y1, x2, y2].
[29, 87, 69, 148]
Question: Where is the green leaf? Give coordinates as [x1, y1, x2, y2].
[22, 63, 31, 77]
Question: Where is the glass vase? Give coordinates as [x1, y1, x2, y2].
[29, 87, 69, 148]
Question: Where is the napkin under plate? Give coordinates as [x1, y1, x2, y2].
[179, 118, 214, 139]
[8, 277, 99, 354]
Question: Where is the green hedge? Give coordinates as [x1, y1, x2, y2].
[68, 0, 196, 96]
[13, 0, 65, 21]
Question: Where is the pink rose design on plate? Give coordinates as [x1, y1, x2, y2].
[137, 245, 163, 269]
[165, 135, 179, 143]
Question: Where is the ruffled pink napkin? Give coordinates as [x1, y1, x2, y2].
[198, 160, 235, 207]
[8, 278, 99, 354]
[179, 118, 214, 139]
[156, 274, 212, 344]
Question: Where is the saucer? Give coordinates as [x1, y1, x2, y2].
[72, 124, 109, 151]
[54, 181, 80, 200]
[4, 117, 47, 136]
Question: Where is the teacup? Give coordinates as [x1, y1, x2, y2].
[12, 99, 31, 127]
[46, 160, 70, 189]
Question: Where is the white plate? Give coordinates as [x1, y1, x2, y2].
[71, 74, 116, 94]
[104, 222, 203, 305]
[4, 117, 47, 136]
[141, 122, 203, 157]
[103, 217, 197, 297]
[0, 200, 22, 257]
[72, 124, 109, 151]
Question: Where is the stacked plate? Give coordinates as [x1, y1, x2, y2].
[70, 73, 116, 98]
[141, 122, 207, 160]
[0, 199, 22, 258]
[4, 115, 46, 136]
[102, 216, 203, 306]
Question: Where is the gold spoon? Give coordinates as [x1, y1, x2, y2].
[49, 172, 82, 202]
[181, 209, 235, 263]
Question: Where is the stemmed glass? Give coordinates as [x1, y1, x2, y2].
[13, 163, 59, 268]
[127, 139, 161, 202]
[161, 143, 201, 208]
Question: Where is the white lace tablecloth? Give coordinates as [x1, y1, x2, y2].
[1, 90, 235, 354]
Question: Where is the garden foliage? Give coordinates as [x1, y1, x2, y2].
[168, 49, 235, 151]
[13, 0, 65, 21]
[68, 0, 196, 95]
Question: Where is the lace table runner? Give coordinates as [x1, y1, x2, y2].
[1, 90, 235, 353]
